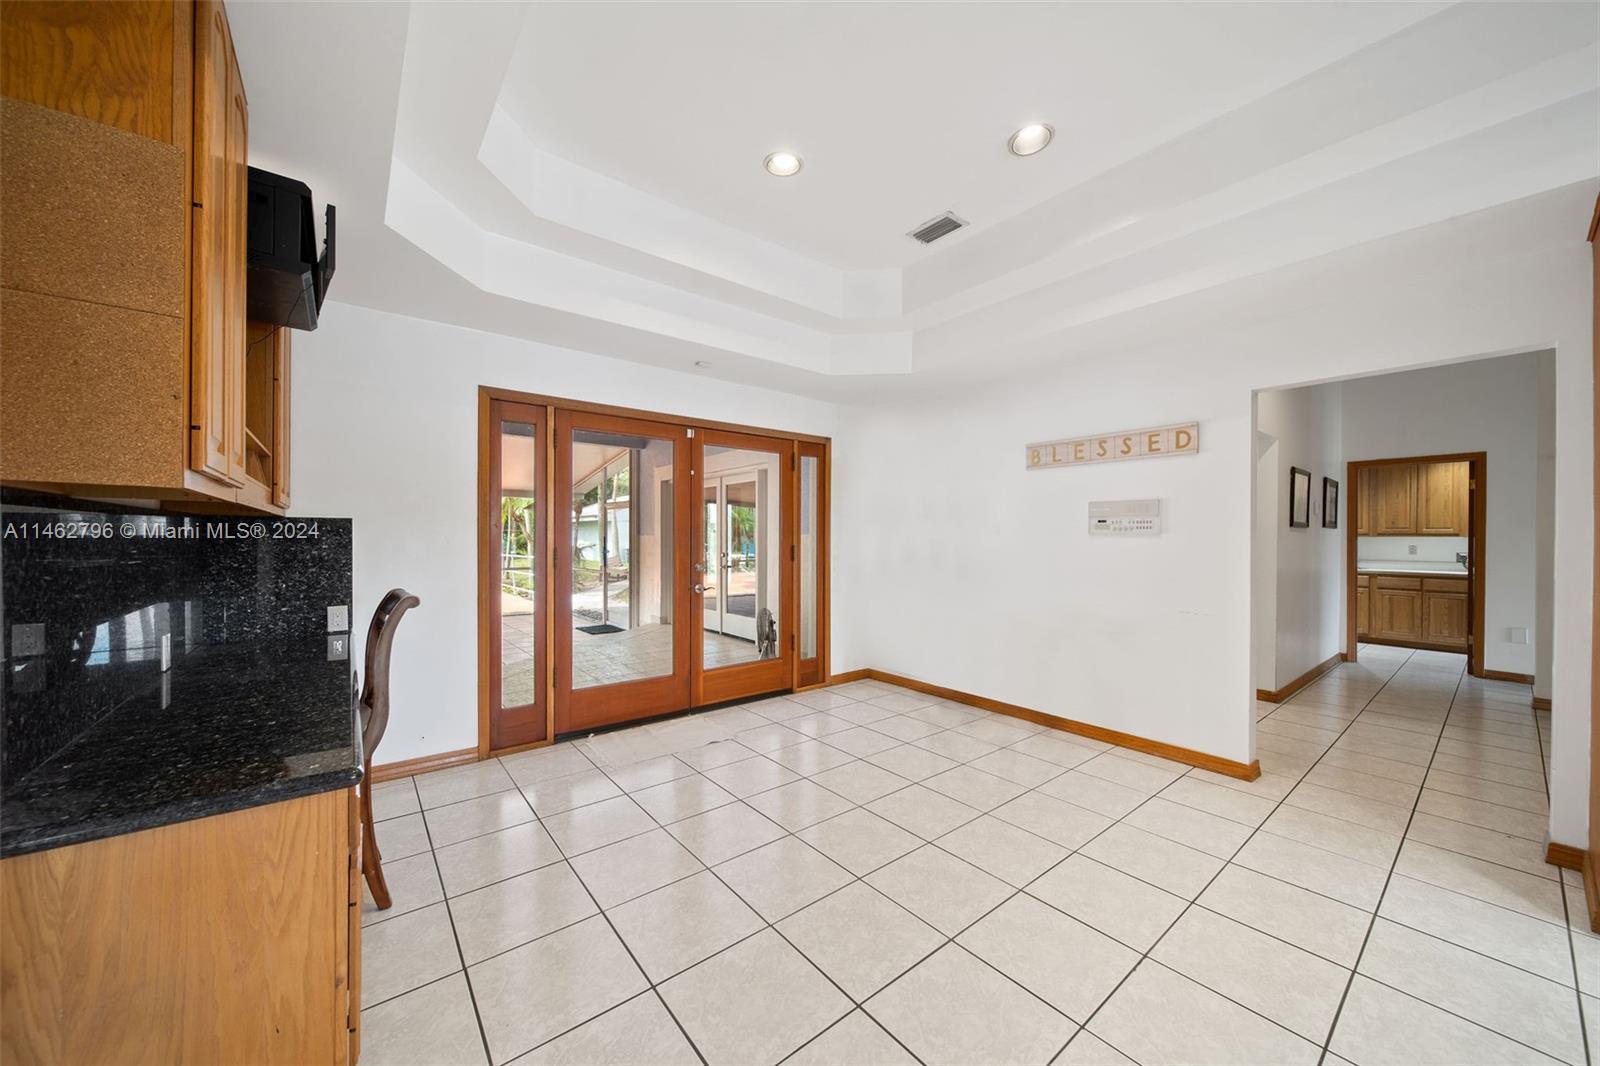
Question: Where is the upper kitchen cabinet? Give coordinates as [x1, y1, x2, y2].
[1370, 463, 1417, 534]
[1419, 460, 1469, 535]
[1355, 460, 1470, 537]
[0, 0, 290, 513]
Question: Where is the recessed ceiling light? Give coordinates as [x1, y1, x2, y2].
[764, 151, 802, 177]
[1008, 123, 1054, 157]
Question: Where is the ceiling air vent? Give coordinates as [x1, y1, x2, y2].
[908, 212, 968, 245]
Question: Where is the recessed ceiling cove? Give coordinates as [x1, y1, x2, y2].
[229, 1, 1600, 394]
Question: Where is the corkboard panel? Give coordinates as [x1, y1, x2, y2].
[0, 287, 184, 489]
[0, 0, 178, 143]
[0, 98, 184, 316]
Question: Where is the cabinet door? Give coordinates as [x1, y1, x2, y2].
[1373, 588, 1422, 640]
[1354, 470, 1370, 535]
[1372, 464, 1417, 534]
[1355, 585, 1370, 637]
[1420, 461, 1467, 535]
[273, 325, 291, 508]
[189, 0, 244, 486]
[1423, 591, 1469, 646]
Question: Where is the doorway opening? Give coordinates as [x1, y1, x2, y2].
[1347, 454, 1486, 675]
[478, 388, 830, 757]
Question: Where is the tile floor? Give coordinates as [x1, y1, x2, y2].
[502, 615, 757, 703]
[359, 648, 1596, 1065]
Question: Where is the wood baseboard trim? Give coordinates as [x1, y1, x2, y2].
[825, 669, 872, 685]
[1482, 669, 1536, 685]
[1256, 653, 1343, 704]
[1530, 695, 1552, 711]
[864, 669, 1260, 781]
[1547, 841, 1587, 871]
[370, 747, 478, 783]
[1585, 851, 1600, 935]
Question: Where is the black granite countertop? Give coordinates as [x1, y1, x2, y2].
[1, 643, 361, 858]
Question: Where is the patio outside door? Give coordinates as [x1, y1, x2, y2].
[695, 429, 794, 705]
[482, 389, 824, 750]
[553, 410, 693, 733]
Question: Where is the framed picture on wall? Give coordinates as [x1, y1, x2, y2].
[1289, 467, 1312, 528]
[1323, 477, 1339, 529]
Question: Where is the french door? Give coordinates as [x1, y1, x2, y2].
[480, 391, 826, 752]
[695, 429, 794, 704]
[553, 409, 693, 733]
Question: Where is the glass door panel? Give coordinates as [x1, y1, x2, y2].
[485, 400, 547, 750]
[556, 412, 690, 732]
[701, 484, 719, 638]
[696, 432, 793, 703]
[797, 443, 826, 686]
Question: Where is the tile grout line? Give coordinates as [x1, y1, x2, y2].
[376, 664, 1564, 1064]
[1313, 654, 1474, 1066]
[1532, 685, 1592, 1066]
[513, 777, 714, 1066]
[406, 774, 499, 1066]
[1058, 649, 1420, 1062]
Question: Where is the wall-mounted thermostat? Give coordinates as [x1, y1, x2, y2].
[1088, 499, 1162, 536]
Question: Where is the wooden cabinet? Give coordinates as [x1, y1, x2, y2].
[1362, 572, 1468, 649]
[0, 0, 289, 514]
[1419, 461, 1469, 535]
[1422, 576, 1470, 648]
[1, 789, 359, 1064]
[1372, 575, 1423, 641]
[191, 0, 244, 486]
[1355, 461, 1470, 537]
[1371, 464, 1418, 534]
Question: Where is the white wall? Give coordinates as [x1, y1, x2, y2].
[1255, 383, 1345, 691]
[837, 206, 1592, 848]
[290, 302, 848, 763]
[1359, 536, 1469, 564]
[1340, 352, 1547, 678]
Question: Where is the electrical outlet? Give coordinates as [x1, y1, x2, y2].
[327, 633, 349, 661]
[10, 623, 45, 657]
[1407, 544, 1418, 556]
[327, 605, 350, 633]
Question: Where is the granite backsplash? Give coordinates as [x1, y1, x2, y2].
[1, 491, 353, 786]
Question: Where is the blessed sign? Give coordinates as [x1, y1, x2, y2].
[1027, 422, 1198, 470]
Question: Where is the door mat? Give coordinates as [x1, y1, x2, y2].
[577, 624, 624, 635]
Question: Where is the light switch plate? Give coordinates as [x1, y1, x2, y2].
[11, 623, 45, 657]
[327, 605, 350, 633]
[327, 633, 350, 661]
[1508, 627, 1530, 645]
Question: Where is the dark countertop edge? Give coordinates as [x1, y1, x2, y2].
[0, 765, 363, 860]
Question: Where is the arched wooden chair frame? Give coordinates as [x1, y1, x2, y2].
[358, 588, 419, 909]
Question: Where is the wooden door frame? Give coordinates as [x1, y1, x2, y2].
[1345, 452, 1487, 676]
[693, 428, 797, 706]
[476, 395, 554, 758]
[796, 439, 831, 688]
[476, 386, 831, 755]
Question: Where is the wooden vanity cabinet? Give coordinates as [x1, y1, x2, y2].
[1355, 574, 1371, 638]
[0, 0, 289, 514]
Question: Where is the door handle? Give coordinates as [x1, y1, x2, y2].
[692, 584, 706, 595]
